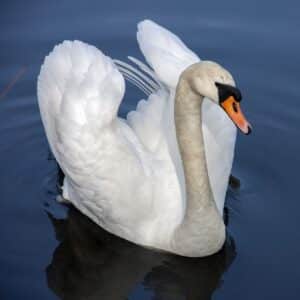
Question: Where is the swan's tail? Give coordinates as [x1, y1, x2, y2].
[37, 40, 125, 165]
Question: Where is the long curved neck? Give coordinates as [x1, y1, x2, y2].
[175, 79, 213, 209]
[170, 76, 225, 257]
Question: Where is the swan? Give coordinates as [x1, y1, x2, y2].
[37, 20, 251, 257]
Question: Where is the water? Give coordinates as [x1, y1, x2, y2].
[1, 0, 300, 299]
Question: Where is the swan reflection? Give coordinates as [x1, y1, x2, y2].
[46, 206, 236, 300]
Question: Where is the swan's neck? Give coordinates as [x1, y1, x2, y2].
[170, 77, 225, 257]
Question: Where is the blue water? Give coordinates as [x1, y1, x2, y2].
[1, 0, 300, 299]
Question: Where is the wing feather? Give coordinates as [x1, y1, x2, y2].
[38, 40, 126, 207]
[137, 19, 200, 88]
[38, 40, 125, 162]
[127, 89, 169, 153]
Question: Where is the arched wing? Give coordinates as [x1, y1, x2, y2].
[115, 20, 201, 156]
[38, 40, 129, 211]
[137, 19, 200, 88]
[38, 40, 125, 164]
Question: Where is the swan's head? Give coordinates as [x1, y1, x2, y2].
[182, 61, 252, 135]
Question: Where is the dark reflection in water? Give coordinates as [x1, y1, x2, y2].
[47, 206, 235, 300]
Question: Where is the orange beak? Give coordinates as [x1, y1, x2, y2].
[220, 96, 252, 135]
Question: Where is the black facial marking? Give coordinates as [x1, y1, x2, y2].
[232, 102, 238, 113]
[215, 82, 242, 103]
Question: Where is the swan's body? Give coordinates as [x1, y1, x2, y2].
[38, 20, 249, 257]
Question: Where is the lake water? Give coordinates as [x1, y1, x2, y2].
[1, 0, 300, 299]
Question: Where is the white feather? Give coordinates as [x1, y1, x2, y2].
[137, 19, 199, 88]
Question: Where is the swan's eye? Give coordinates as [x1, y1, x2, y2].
[232, 102, 238, 113]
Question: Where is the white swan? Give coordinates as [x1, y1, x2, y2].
[37, 20, 251, 257]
